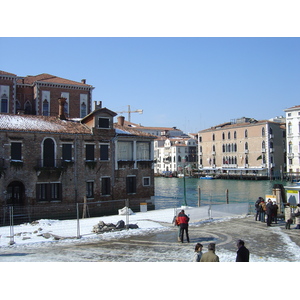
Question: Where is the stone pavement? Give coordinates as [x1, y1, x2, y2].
[0, 214, 299, 262]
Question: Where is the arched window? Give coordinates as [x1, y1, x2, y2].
[234, 131, 237, 139]
[43, 138, 55, 167]
[288, 122, 292, 134]
[212, 134, 215, 141]
[262, 127, 265, 136]
[289, 141, 293, 153]
[222, 144, 225, 152]
[24, 101, 32, 114]
[1, 93, 8, 113]
[81, 102, 87, 118]
[245, 142, 248, 150]
[222, 132, 225, 140]
[245, 129, 248, 138]
[43, 99, 49, 116]
[228, 132, 231, 139]
[262, 140, 265, 150]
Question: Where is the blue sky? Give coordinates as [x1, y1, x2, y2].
[1, 37, 299, 133]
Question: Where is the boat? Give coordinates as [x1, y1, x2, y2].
[200, 175, 215, 180]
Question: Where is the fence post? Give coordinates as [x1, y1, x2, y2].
[225, 189, 229, 204]
[9, 206, 15, 245]
[198, 186, 201, 207]
[125, 198, 129, 230]
[76, 203, 81, 239]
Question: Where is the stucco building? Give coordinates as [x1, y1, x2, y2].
[285, 105, 300, 176]
[198, 117, 286, 179]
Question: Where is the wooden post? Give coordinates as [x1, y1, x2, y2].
[198, 186, 201, 207]
[225, 189, 229, 204]
[82, 196, 87, 218]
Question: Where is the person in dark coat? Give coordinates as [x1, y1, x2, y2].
[236, 239, 250, 262]
[177, 210, 190, 243]
[255, 197, 263, 221]
[266, 199, 273, 226]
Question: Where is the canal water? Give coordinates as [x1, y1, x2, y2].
[154, 177, 288, 209]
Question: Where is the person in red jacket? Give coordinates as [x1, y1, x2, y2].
[177, 210, 190, 243]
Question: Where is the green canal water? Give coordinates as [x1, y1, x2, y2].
[154, 177, 289, 209]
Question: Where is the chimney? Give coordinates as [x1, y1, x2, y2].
[81, 79, 86, 84]
[58, 97, 67, 120]
[118, 115, 125, 126]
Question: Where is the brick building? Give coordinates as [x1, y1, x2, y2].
[0, 70, 94, 118]
[198, 117, 286, 179]
[0, 100, 155, 224]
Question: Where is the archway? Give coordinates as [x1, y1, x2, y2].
[7, 181, 25, 206]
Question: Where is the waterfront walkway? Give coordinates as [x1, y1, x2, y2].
[0, 213, 299, 262]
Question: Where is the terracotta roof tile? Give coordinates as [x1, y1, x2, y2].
[0, 70, 17, 76]
[17, 73, 93, 87]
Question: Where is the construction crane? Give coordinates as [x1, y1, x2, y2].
[116, 105, 143, 122]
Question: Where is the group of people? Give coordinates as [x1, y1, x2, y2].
[255, 197, 279, 226]
[193, 240, 249, 262]
[174, 209, 250, 262]
[255, 197, 300, 229]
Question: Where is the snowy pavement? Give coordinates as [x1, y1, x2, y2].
[1, 206, 300, 262]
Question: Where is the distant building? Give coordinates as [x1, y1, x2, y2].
[154, 137, 198, 175]
[198, 117, 286, 179]
[0, 70, 94, 118]
[285, 105, 300, 175]
[117, 119, 198, 176]
[0, 101, 155, 224]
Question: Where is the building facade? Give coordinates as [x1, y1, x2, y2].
[0, 101, 155, 224]
[198, 117, 286, 179]
[154, 137, 198, 176]
[0, 70, 94, 118]
[285, 105, 300, 175]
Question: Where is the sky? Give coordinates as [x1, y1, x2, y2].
[1, 2, 299, 133]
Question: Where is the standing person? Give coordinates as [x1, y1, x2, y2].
[255, 197, 262, 221]
[236, 239, 250, 262]
[266, 198, 273, 226]
[200, 243, 219, 262]
[272, 201, 279, 224]
[173, 212, 181, 241]
[284, 203, 293, 230]
[193, 243, 203, 262]
[177, 210, 190, 243]
[294, 204, 300, 229]
[259, 199, 266, 222]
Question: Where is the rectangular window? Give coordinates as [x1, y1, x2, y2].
[100, 144, 109, 161]
[62, 144, 72, 161]
[126, 176, 136, 194]
[118, 141, 133, 160]
[98, 117, 110, 129]
[101, 177, 111, 195]
[86, 181, 94, 198]
[85, 144, 95, 161]
[11, 142, 22, 161]
[137, 142, 150, 160]
[36, 183, 62, 201]
[143, 177, 150, 186]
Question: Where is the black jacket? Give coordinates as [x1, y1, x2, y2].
[236, 246, 250, 262]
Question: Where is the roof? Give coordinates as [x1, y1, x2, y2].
[199, 119, 281, 133]
[0, 70, 17, 76]
[284, 105, 300, 111]
[114, 124, 156, 139]
[120, 120, 181, 131]
[0, 113, 91, 134]
[16, 73, 93, 88]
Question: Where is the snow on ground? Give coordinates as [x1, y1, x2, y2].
[0, 206, 299, 263]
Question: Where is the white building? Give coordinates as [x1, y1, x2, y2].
[285, 105, 300, 175]
[154, 137, 197, 175]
